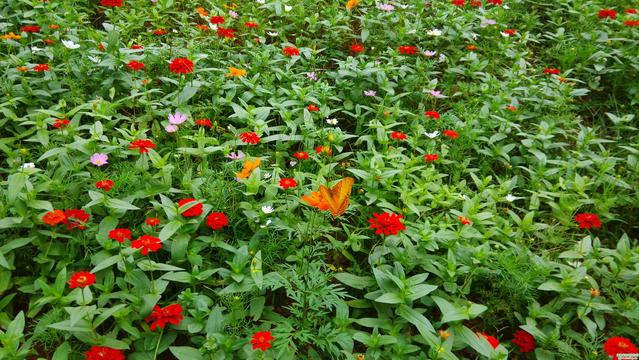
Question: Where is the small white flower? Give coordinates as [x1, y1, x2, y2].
[31, 46, 44, 53]
[284, 5, 292, 11]
[505, 194, 517, 202]
[62, 39, 80, 49]
[471, 32, 478, 40]
[267, 31, 279, 36]
[256, 0, 265, 3]
[262, 205, 274, 214]
[398, 4, 409, 9]
[326, 118, 338, 125]
[460, 194, 467, 200]
[260, 219, 272, 228]
[22, 163, 35, 169]
[438, 54, 446, 63]
[504, 4, 510, 9]
[427, 29, 442, 36]
[425, 131, 440, 138]
[289, 160, 297, 167]
[263, 172, 272, 179]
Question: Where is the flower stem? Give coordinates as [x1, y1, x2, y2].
[153, 328, 164, 360]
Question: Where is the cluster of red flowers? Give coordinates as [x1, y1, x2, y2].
[391, 131, 407, 140]
[42, 209, 90, 230]
[217, 27, 235, 38]
[195, 118, 213, 128]
[33, 63, 50, 72]
[543, 67, 560, 75]
[443, 129, 459, 139]
[127, 60, 145, 71]
[369, 212, 406, 235]
[283, 46, 300, 57]
[398, 45, 417, 55]
[604, 337, 638, 360]
[307, 104, 320, 112]
[293, 151, 309, 160]
[575, 213, 602, 229]
[424, 154, 439, 162]
[20, 25, 40, 33]
[129, 139, 156, 153]
[250, 331, 274, 351]
[425, 110, 440, 119]
[206, 212, 229, 230]
[169, 57, 194, 75]
[177, 198, 203, 217]
[240, 131, 261, 144]
[350, 44, 364, 53]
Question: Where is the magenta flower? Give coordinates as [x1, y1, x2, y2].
[90, 153, 108, 166]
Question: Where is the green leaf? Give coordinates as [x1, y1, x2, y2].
[396, 305, 437, 339]
[7, 173, 28, 204]
[159, 220, 182, 241]
[137, 260, 184, 272]
[105, 198, 139, 211]
[170, 346, 204, 360]
[334, 273, 375, 289]
[92, 255, 120, 273]
[250, 251, 263, 290]
[433, 296, 468, 323]
[375, 292, 403, 304]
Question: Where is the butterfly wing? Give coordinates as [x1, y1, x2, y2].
[320, 177, 354, 217]
[301, 191, 329, 211]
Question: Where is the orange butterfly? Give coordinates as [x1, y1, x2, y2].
[236, 159, 260, 179]
[302, 177, 355, 217]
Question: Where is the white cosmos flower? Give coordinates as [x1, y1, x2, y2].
[89, 56, 100, 63]
[326, 118, 338, 125]
[62, 39, 80, 49]
[427, 29, 442, 36]
[425, 131, 440, 138]
[22, 163, 36, 169]
[263, 172, 272, 179]
[289, 160, 297, 167]
[262, 205, 274, 214]
[256, 0, 265, 3]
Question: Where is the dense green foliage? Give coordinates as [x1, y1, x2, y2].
[1, 0, 638, 359]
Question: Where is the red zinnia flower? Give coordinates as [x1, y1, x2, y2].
[502, 29, 517, 36]
[478, 332, 499, 349]
[470, 0, 482, 7]
[153, 28, 167, 36]
[177, 198, 203, 217]
[458, 215, 472, 225]
[145, 304, 184, 331]
[131, 44, 143, 50]
[108, 228, 132, 243]
[625, 20, 639, 26]
[486, 0, 502, 5]
[131, 234, 162, 255]
[85, 346, 125, 360]
[98, 43, 105, 52]
[443, 129, 459, 139]
[53, 119, 70, 129]
[100, 0, 123, 6]
[424, 110, 440, 119]
[391, 131, 407, 140]
[283, 46, 300, 57]
[350, 44, 364, 53]
[543, 67, 560, 75]
[34, 64, 50, 72]
[625, 9, 637, 14]
[604, 337, 638, 360]
[240, 132, 261, 144]
[195, 118, 213, 128]
[206, 212, 228, 230]
[20, 25, 41, 33]
[245, 22, 259, 28]
[250, 331, 274, 351]
[169, 57, 194, 75]
[44, 38, 56, 45]
[68, 271, 96, 289]
[209, 16, 225, 24]
[575, 213, 602, 229]
[293, 151, 309, 160]
[307, 104, 320, 112]
[598, 9, 617, 19]
[398, 45, 417, 55]
[466, 44, 477, 51]
[95, 179, 115, 191]
[42, 210, 67, 226]
[279, 178, 297, 189]
[452, 0, 465, 6]
[424, 154, 439, 162]
[512, 330, 536, 353]
[127, 60, 145, 71]
[369, 212, 406, 236]
[145, 217, 161, 226]
[216, 27, 235, 38]
[505, 105, 517, 111]
[63, 209, 90, 230]
[129, 139, 156, 154]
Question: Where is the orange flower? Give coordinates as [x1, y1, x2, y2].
[196, 24, 209, 31]
[2, 32, 21, 40]
[17, 66, 29, 72]
[227, 67, 247, 77]
[49, 24, 60, 29]
[42, 210, 67, 226]
[196, 6, 209, 17]
[236, 159, 261, 179]
[345, 0, 360, 10]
